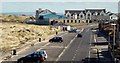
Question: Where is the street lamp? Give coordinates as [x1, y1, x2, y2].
[111, 23, 116, 46]
[111, 23, 117, 63]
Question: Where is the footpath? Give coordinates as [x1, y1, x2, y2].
[0, 31, 66, 63]
[89, 29, 114, 63]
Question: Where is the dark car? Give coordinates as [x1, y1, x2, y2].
[49, 37, 63, 42]
[17, 52, 45, 63]
[77, 33, 82, 38]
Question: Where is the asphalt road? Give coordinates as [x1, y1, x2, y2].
[2, 25, 107, 63]
[54, 26, 94, 63]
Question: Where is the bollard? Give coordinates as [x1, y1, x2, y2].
[13, 49, 16, 55]
[56, 31, 58, 35]
[39, 38, 41, 42]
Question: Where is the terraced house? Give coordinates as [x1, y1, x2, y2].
[64, 8, 110, 23]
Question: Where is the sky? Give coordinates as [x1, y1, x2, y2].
[1, 0, 120, 2]
[1, 0, 120, 13]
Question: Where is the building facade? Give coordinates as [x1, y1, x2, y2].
[35, 8, 111, 25]
[65, 8, 110, 23]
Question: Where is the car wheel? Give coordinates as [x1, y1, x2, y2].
[18, 60, 24, 63]
[44, 57, 46, 60]
[37, 60, 41, 63]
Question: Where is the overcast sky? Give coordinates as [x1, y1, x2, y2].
[1, 0, 120, 2]
[1, 2, 118, 13]
[1, 0, 119, 13]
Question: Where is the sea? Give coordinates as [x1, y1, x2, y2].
[1, 12, 36, 16]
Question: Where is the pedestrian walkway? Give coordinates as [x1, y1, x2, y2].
[95, 31, 113, 63]
[88, 29, 114, 63]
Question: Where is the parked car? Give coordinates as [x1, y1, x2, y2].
[49, 37, 63, 42]
[77, 33, 82, 38]
[17, 51, 46, 63]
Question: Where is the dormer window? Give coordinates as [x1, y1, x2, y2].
[100, 11, 105, 16]
[88, 14, 90, 16]
[81, 15, 83, 18]
[67, 15, 70, 17]
[98, 13, 100, 15]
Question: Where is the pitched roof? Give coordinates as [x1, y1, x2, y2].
[65, 10, 85, 15]
[39, 14, 67, 19]
[85, 9, 106, 13]
[65, 8, 106, 15]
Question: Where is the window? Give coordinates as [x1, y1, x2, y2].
[87, 17, 90, 19]
[98, 13, 100, 15]
[79, 20, 80, 23]
[88, 14, 90, 16]
[63, 20, 65, 23]
[92, 13, 94, 15]
[71, 20, 73, 23]
[67, 20, 69, 23]
[71, 16, 73, 19]
[75, 20, 77, 23]
[71, 14, 73, 19]
[81, 15, 83, 18]
[67, 15, 70, 17]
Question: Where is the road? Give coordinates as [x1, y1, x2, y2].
[55, 26, 95, 63]
[1, 25, 113, 63]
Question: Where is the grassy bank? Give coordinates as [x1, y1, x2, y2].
[0, 22, 61, 52]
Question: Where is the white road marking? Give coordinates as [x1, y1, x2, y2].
[94, 34, 97, 43]
[56, 29, 84, 61]
[56, 34, 77, 61]
[72, 39, 82, 61]
[18, 32, 67, 53]
[37, 32, 68, 51]
[88, 51, 91, 58]
[71, 29, 85, 61]
[3, 32, 68, 61]
[17, 47, 29, 54]
[72, 56, 76, 60]
[44, 43, 50, 46]
[59, 32, 68, 37]
[86, 29, 89, 33]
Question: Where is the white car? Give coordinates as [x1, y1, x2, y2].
[36, 50, 48, 60]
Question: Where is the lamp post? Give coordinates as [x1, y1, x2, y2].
[111, 23, 116, 46]
[110, 14, 118, 63]
[111, 23, 117, 63]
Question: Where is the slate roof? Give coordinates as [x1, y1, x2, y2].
[85, 9, 106, 14]
[65, 8, 106, 15]
[65, 10, 85, 15]
[39, 14, 67, 19]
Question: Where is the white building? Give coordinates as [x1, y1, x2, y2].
[65, 8, 110, 23]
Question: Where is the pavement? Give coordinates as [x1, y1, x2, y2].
[90, 29, 114, 63]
